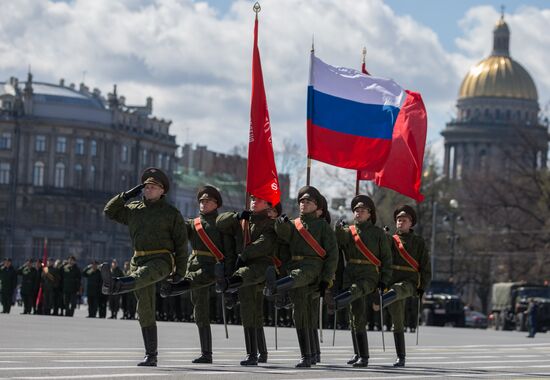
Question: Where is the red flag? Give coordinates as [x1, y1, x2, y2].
[359, 90, 427, 202]
[35, 238, 48, 308]
[247, 16, 280, 206]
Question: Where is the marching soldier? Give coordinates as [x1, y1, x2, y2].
[41, 258, 59, 315]
[17, 259, 37, 314]
[82, 261, 102, 318]
[102, 167, 188, 367]
[382, 205, 431, 367]
[108, 260, 124, 319]
[62, 256, 81, 317]
[160, 185, 232, 364]
[1, 258, 17, 314]
[264, 186, 338, 368]
[329, 195, 392, 367]
[215, 195, 277, 366]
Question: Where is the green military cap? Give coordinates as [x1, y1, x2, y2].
[197, 185, 223, 208]
[351, 194, 376, 224]
[141, 167, 170, 194]
[394, 204, 416, 226]
[272, 202, 283, 217]
[297, 185, 322, 205]
[319, 195, 331, 224]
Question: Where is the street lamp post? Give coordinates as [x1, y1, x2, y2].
[448, 199, 460, 279]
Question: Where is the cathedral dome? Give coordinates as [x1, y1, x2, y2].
[458, 16, 538, 101]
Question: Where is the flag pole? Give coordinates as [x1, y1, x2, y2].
[306, 35, 314, 186]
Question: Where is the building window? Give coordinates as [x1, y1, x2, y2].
[0, 163, 10, 184]
[90, 165, 96, 189]
[157, 153, 163, 168]
[121, 145, 128, 163]
[33, 161, 45, 186]
[75, 138, 85, 155]
[142, 149, 148, 166]
[35, 135, 46, 152]
[56, 137, 67, 153]
[90, 140, 97, 156]
[74, 164, 83, 189]
[121, 174, 127, 189]
[164, 155, 170, 170]
[54, 162, 65, 188]
[0, 133, 11, 149]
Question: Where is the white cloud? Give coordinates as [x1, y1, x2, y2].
[0, 0, 547, 197]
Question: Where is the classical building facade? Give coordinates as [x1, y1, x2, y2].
[441, 15, 548, 180]
[0, 75, 177, 263]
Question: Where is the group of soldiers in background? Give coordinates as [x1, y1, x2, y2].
[0, 257, 136, 320]
[98, 167, 430, 369]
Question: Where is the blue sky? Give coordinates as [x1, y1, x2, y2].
[0, 0, 548, 180]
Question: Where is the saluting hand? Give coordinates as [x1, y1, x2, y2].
[122, 184, 145, 200]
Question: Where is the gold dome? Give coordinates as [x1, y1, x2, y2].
[458, 56, 538, 100]
[458, 15, 538, 101]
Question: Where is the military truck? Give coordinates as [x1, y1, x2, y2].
[421, 280, 465, 327]
[491, 282, 550, 332]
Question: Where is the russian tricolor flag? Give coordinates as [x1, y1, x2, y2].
[307, 54, 406, 171]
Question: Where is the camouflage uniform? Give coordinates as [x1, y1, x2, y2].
[103, 167, 188, 367]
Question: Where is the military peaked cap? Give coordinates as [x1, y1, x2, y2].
[297, 185, 322, 205]
[351, 194, 376, 224]
[197, 185, 223, 208]
[141, 167, 170, 194]
[394, 204, 417, 226]
[273, 202, 283, 217]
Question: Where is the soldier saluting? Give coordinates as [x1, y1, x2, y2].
[330, 195, 392, 367]
[102, 167, 188, 367]
[160, 185, 233, 364]
[264, 186, 338, 368]
[381, 205, 431, 367]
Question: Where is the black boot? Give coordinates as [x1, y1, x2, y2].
[102, 262, 136, 295]
[192, 326, 213, 363]
[100, 263, 113, 294]
[264, 275, 294, 297]
[257, 327, 268, 363]
[160, 279, 190, 298]
[309, 328, 320, 364]
[393, 332, 406, 367]
[347, 330, 359, 364]
[240, 327, 258, 366]
[382, 289, 398, 308]
[334, 290, 353, 311]
[295, 328, 311, 368]
[225, 276, 244, 294]
[137, 326, 158, 367]
[353, 330, 369, 367]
